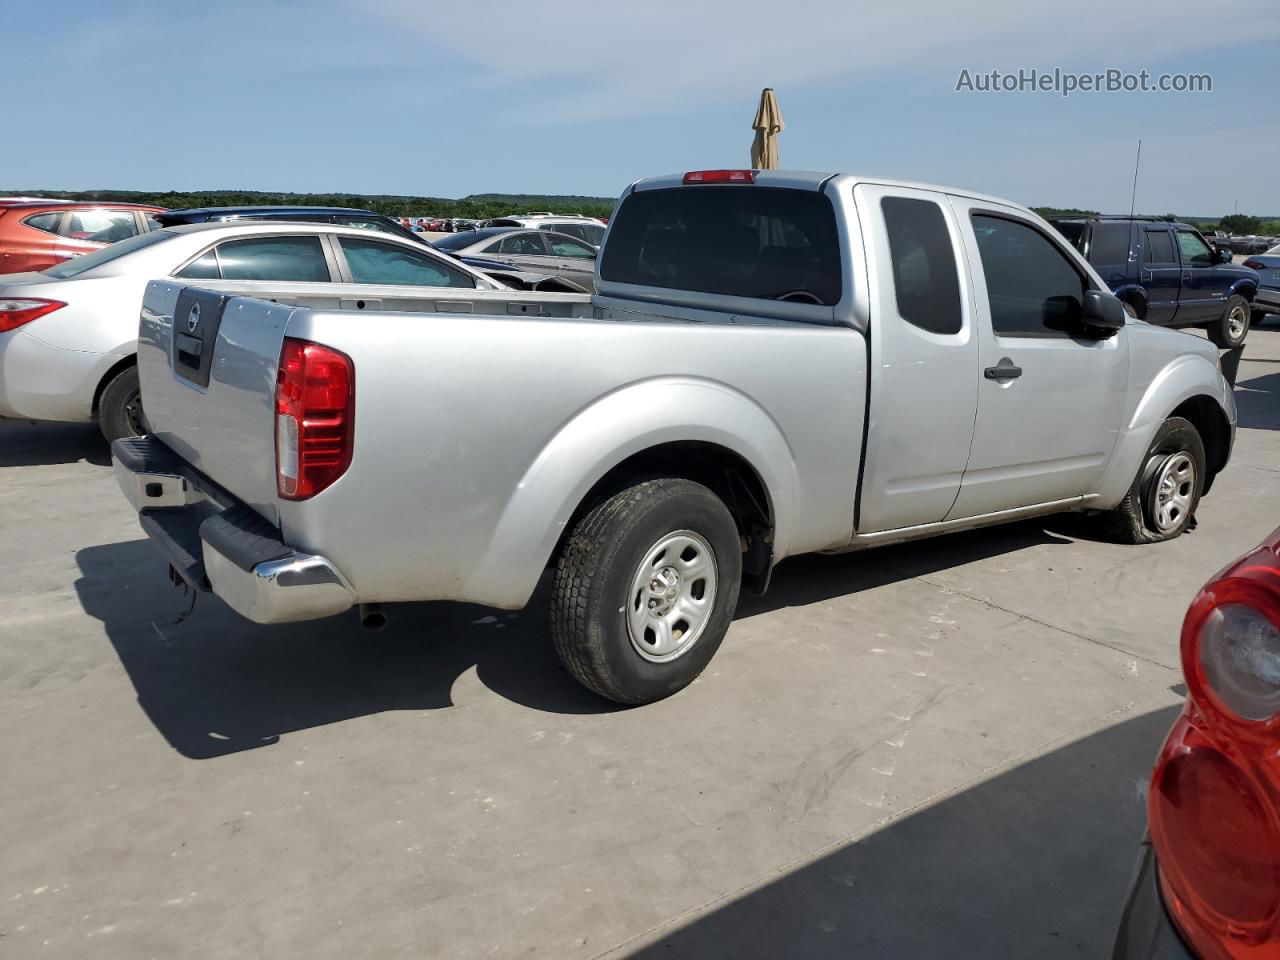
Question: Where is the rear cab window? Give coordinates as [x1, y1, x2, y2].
[599, 186, 841, 306]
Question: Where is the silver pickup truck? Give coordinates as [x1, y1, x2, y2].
[115, 169, 1236, 705]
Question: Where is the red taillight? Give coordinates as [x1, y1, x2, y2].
[0, 298, 65, 333]
[683, 169, 756, 185]
[275, 337, 354, 500]
[1243, 259, 1266, 271]
[1149, 531, 1280, 957]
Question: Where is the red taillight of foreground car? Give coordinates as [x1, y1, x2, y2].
[1243, 259, 1266, 271]
[0, 298, 65, 333]
[1149, 528, 1280, 959]
[275, 337, 354, 501]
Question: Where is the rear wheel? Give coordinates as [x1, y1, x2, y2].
[98, 365, 147, 443]
[1207, 295, 1250, 349]
[550, 478, 742, 705]
[1099, 416, 1206, 544]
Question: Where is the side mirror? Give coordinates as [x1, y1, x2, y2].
[1080, 289, 1126, 337]
[1218, 247, 1233, 264]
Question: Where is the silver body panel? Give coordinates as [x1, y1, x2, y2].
[130, 171, 1235, 617]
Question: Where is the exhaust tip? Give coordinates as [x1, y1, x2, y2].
[359, 604, 387, 631]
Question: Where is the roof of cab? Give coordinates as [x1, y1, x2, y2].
[629, 170, 1033, 215]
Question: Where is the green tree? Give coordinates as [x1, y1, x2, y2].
[1220, 214, 1262, 234]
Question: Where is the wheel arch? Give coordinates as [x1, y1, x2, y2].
[1115, 284, 1150, 319]
[91, 353, 138, 417]
[459, 377, 798, 607]
[1095, 353, 1234, 506]
[1228, 279, 1257, 302]
[1169, 394, 1232, 496]
[554, 440, 778, 593]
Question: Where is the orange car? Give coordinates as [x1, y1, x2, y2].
[0, 200, 166, 274]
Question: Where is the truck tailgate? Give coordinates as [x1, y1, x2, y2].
[137, 279, 288, 525]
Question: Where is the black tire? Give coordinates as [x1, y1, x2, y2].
[98, 365, 147, 443]
[1206, 294, 1250, 349]
[551, 478, 742, 705]
[1254, 307, 1273, 327]
[1099, 417, 1206, 544]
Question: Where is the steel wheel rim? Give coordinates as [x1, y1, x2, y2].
[1227, 305, 1248, 340]
[625, 530, 718, 663]
[124, 389, 147, 436]
[1149, 452, 1196, 532]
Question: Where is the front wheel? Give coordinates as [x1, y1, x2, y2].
[550, 478, 742, 705]
[1207, 294, 1250, 349]
[1098, 416, 1206, 544]
[98, 365, 147, 443]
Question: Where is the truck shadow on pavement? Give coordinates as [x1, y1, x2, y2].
[76, 521, 1073, 760]
[628, 704, 1180, 960]
[74, 539, 614, 759]
[0, 419, 110, 467]
[1234, 370, 1280, 431]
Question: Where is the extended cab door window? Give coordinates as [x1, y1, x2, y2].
[853, 186, 975, 534]
[337, 236, 475, 287]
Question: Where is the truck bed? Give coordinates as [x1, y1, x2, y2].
[136, 280, 867, 609]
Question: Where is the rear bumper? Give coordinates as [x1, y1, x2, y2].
[1254, 287, 1280, 312]
[1111, 843, 1197, 960]
[0, 328, 111, 422]
[112, 436, 355, 624]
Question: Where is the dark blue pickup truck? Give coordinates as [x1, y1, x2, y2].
[1052, 216, 1259, 348]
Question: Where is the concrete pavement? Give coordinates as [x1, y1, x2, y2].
[1, 326, 1278, 959]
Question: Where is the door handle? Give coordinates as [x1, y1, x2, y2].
[984, 360, 1023, 381]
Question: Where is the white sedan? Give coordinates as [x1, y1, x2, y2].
[0, 222, 502, 440]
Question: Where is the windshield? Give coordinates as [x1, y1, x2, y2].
[599, 186, 842, 305]
[42, 229, 174, 279]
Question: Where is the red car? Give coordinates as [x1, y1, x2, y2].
[0, 201, 166, 274]
[1114, 526, 1280, 959]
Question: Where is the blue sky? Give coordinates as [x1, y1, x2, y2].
[5, 0, 1278, 215]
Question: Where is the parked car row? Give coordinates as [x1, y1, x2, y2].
[1050, 215, 1262, 347]
[0, 220, 580, 440]
[1222, 233, 1277, 255]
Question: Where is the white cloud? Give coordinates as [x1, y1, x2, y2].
[365, 0, 1279, 120]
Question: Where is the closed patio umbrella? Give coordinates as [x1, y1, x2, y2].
[750, 88, 784, 169]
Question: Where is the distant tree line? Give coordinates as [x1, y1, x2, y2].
[2, 188, 618, 220]
[8, 189, 1276, 235]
